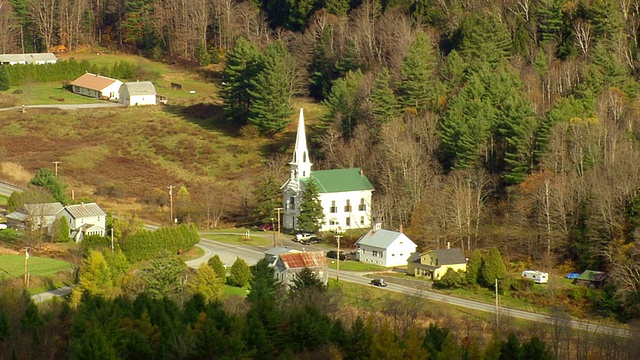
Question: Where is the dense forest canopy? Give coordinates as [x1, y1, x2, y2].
[4, 0, 640, 320]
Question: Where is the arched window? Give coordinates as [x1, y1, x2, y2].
[293, 153, 297, 162]
[303, 151, 307, 162]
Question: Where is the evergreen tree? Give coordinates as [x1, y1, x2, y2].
[254, 177, 281, 225]
[70, 251, 114, 307]
[370, 67, 401, 131]
[441, 50, 467, 89]
[228, 257, 252, 287]
[221, 37, 260, 126]
[500, 333, 523, 360]
[187, 263, 224, 304]
[52, 217, 70, 243]
[459, 13, 512, 68]
[479, 247, 507, 288]
[207, 255, 227, 280]
[246, 259, 282, 358]
[143, 251, 187, 300]
[309, 27, 336, 99]
[466, 249, 483, 285]
[297, 177, 324, 232]
[398, 31, 439, 111]
[0, 66, 10, 91]
[29, 168, 67, 204]
[322, 69, 363, 138]
[522, 336, 554, 360]
[247, 41, 296, 134]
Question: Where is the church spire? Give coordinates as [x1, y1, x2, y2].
[290, 108, 312, 179]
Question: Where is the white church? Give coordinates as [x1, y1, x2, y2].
[282, 109, 374, 232]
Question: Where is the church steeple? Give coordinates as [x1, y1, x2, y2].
[290, 108, 312, 179]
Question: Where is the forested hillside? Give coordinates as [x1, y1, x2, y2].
[3, 0, 640, 317]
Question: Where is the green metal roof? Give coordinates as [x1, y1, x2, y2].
[576, 270, 604, 281]
[301, 168, 374, 193]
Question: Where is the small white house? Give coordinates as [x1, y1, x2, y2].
[355, 225, 417, 267]
[69, 73, 122, 100]
[119, 81, 157, 106]
[0, 53, 57, 65]
[57, 203, 107, 242]
[521, 270, 549, 284]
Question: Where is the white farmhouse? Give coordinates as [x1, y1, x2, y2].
[119, 81, 157, 106]
[57, 203, 107, 242]
[355, 224, 417, 267]
[282, 109, 374, 232]
[69, 73, 122, 100]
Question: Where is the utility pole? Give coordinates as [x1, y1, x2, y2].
[271, 218, 276, 248]
[495, 278, 499, 327]
[168, 185, 175, 225]
[24, 247, 30, 287]
[275, 207, 283, 245]
[111, 227, 114, 252]
[335, 235, 342, 281]
[52, 161, 61, 177]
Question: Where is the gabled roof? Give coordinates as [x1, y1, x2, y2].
[425, 248, 466, 265]
[407, 252, 422, 264]
[301, 168, 374, 193]
[265, 246, 299, 257]
[577, 270, 605, 281]
[64, 203, 106, 219]
[0, 53, 57, 63]
[355, 229, 415, 249]
[70, 73, 120, 91]
[21, 202, 64, 216]
[121, 81, 156, 96]
[278, 251, 327, 269]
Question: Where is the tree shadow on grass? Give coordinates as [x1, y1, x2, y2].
[162, 103, 240, 137]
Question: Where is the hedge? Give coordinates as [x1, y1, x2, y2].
[121, 224, 199, 263]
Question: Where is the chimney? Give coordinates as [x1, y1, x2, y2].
[446, 241, 450, 249]
[373, 222, 382, 231]
[399, 224, 403, 233]
[359, 169, 364, 177]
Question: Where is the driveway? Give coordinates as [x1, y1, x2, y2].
[0, 103, 126, 112]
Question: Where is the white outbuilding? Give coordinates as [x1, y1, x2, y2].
[119, 81, 157, 106]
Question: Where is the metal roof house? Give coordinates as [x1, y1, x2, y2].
[69, 73, 122, 100]
[6, 202, 64, 232]
[355, 225, 417, 267]
[282, 109, 374, 232]
[57, 203, 107, 242]
[0, 53, 57, 65]
[407, 248, 467, 280]
[273, 251, 329, 287]
[264, 246, 301, 266]
[119, 81, 157, 106]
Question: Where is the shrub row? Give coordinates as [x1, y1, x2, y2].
[121, 224, 199, 263]
[4, 59, 143, 86]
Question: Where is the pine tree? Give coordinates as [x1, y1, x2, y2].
[187, 263, 224, 304]
[0, 66, 10, 91]
[398, 31, 439, 112]
[322, 69, 363, 138]
[29, 168, 67, 204]
[480, 247, 507, 288]
[228, 257, 252, 287]
[221, 37, 260, 126]
[370, 67, 401, 131]
[297, 177, 325, 232]
[52, 217, 70, 243]
[466, 249, 483, 285]
[247, 41, 296, 134]
[207, 255, 227, 280]
[459, 14, 512, 68]
[70, 251, 114, 307]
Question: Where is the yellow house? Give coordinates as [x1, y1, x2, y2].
[407, 248, 467, 280]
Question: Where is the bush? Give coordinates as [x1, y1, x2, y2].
[510, 278, 535, 292]
[121, 224, 199, 263]
[12, 89, 22, 94]
[433, 268, 467, 289]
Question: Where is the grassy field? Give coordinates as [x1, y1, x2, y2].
[0, 255, 73, 278]
[200, 233, 274, 247]
[328, 260, 387, 272]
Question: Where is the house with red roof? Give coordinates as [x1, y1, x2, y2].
[69, 72, 123, 100]
[273, 251, 329, 287]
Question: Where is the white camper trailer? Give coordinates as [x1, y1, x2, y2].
[521, 270, 549, 284]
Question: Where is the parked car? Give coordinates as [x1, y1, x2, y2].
[261, 224, 273, 231]
[300, 237, 322, 245]
[0, 223, 7, 230]
[295, 233, 314, 242]
[370, 279, 387, 287]
[326, 250, 346, 261]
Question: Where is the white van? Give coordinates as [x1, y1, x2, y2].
[521, 270, 549, 284]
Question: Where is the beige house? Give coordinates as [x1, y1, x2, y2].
[69, 73, 122, 100]
[407, 248, 467, 280]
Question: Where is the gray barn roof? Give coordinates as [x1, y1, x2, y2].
[426, 248, 466, 265]
[0, 53, 57, 64]
[64, 203, 106, 219]
[121, 81, 156, 96]
[21, 202, 64, 216]
[355, 229, 410, 248]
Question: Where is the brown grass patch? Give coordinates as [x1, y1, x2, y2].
[0, 162, 33, 185]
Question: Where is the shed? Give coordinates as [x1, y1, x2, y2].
[0, 53, 57, 65]
[273, 251, 328, 287]
[119, 81, 157, 106]
[573, 270, 607, 288]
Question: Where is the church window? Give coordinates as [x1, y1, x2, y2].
[303, 151, 307, 162]
[330, 201, 337, 213]
[344, 199, 352, 212]
[360, 216, 364, 225]
[346, 217, 351, 226]
[289, 197, 295, 210]
[359, 198, 366, 211]
[293, 153, 296, 162]
[302, 171, 306, 177]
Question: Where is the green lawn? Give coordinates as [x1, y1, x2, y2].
[0, 255, 73, 278]
[0, 195, 8, 206]
[200, 233, 273, 247]
[328, 260, 387, 272]
[223, 285, 249, 297]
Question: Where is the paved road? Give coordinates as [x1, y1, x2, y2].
[0, 103, 125, 112]
[0, 180, 23, 197]
[31, 286, 73, 303]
